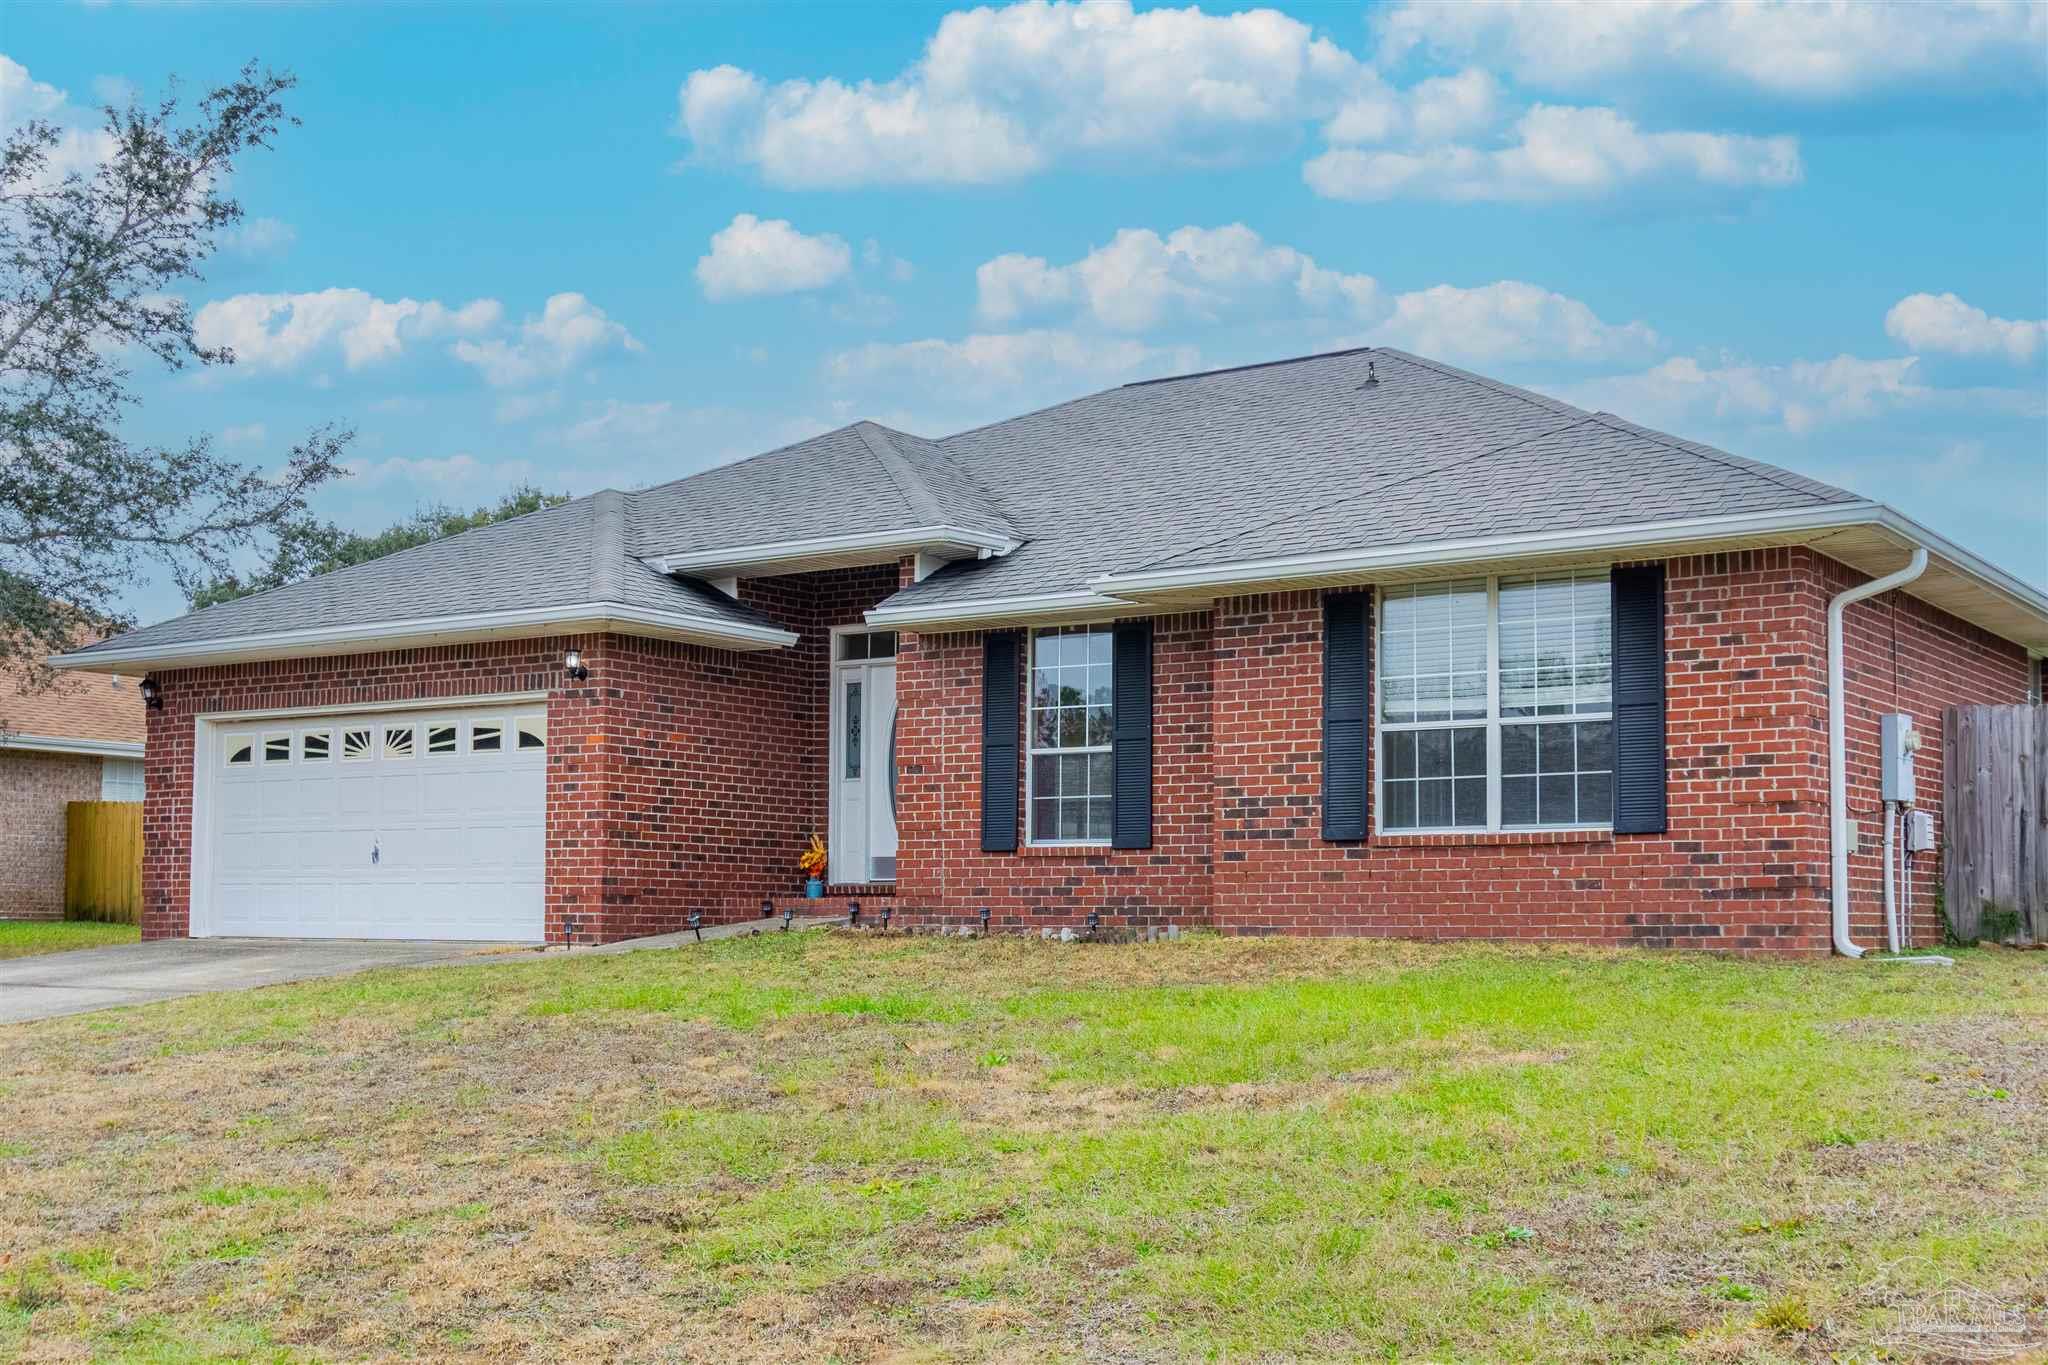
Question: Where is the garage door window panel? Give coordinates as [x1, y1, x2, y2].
[301, 731, 331, 761]
[342, 728, 373, 761]
[426, 724, 458, 754]
[263, 734, 291, 763]
[471, 722, 502, 752]
[226, 739, 254, 766]
[516, 716, 545, 751]
[383, 725, 414, 759]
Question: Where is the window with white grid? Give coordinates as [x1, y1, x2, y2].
[1377, 571, 1614, 833]
[1027, 625, 1113, 844]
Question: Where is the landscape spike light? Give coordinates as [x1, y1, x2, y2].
[781, 905, 794, 932]
[1086, 910, 1101, 940]
[848, 899, 861, 929]
[688, 911, 702, 943]
[979, 906, 991, 936]
[762, 897, 774, 919]
[880, 905, 893, 931]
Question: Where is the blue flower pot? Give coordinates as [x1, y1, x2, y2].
[805, 877, 824, 899]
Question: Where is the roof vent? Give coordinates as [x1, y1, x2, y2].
[1357, 361, 1380, 390]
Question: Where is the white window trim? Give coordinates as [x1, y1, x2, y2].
[1374, 572, 1616, 837]
[1025, 625, 1114, 848]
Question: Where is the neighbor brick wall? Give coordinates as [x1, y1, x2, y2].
[888, 547, 2028, 952]
[0, 749, 102, 920]
[136, 563, 902, 944]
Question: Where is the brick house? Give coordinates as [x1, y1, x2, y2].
[53, 349, 2046, 953]
[2, 660, 148, 920]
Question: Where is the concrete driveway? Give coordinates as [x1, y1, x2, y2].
[0, 938, 523, 1025]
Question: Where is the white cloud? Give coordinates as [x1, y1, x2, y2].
[193, 289, 502, 372]
[696, 213, 854, 299]
[1374, 0, 2048, 101]
[972, 224, 1655, 366]
[450, 293, 641, 389]
[556, 399, 680, 446]
[978, 224, 1384, 331]
[1567, 353, 1932, 435]
[219, 422, 267, 445]
[1885, 292, 2046, 365]
[90, 74, 136, 106]
[677, 0, 1362, 187]
[494, 390, 562, 424]
[1378, 281, 1661, 364]
[1305, 104, 1800, 203]
[341, 453, 538, 491]
[826, 329, 1198, 392]
[224, 217, 296, 259]
[0, 55, 119, 186]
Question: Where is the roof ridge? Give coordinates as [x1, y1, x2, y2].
[1130, 413, 1598, 574]
[587, 490, 626, 601]
[852, 421, 948, 525]
[1368, 348, 1584, 419]
[1581, 410, 1858, 504]
[1120, 345, 1375, 388]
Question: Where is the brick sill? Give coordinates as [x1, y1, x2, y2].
[1372, 828, 1615, 849]
[1018, 843, 1115, 859]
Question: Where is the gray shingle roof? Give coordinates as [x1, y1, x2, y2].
[66, 347, 1872, 663]
[883, 347, 1860, 607]
[60, 489, 781, 662]
[626, 420, 1015, 556]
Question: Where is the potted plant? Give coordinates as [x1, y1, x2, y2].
[799, 834, 827, 899]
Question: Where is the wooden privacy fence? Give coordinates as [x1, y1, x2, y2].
[1943, 704, 2046, 943]
[64, 800, 141, 925]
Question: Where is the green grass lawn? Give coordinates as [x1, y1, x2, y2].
[1, 932, 2042, 1362]
[0, 919, 138, 960]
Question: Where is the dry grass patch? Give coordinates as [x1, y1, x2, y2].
[1, 931, 2044, 1361]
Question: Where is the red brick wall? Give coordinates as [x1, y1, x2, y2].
[0, 749, 103, 920]
[893, 613, 1214, 932]
[138, 565, 901, 944]
[890, 547, 2028, 952]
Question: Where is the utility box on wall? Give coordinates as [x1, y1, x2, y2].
[1880, 713, 1918, 804]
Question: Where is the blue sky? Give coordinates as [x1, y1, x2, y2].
[8, 0, 2046, 626]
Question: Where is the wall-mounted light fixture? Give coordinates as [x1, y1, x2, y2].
[761, 897, 774, 919]
[564, 649, 589, 682]
[139, 676, 163, 710]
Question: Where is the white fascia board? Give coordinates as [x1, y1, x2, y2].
[863, 591, 1140, 629]
[1092, 502, 2048, 617]
[0, 734, 144, 758]
[647, 525, 1018, 577]
[48, 601, 799, 676]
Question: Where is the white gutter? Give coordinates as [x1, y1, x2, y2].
[1829, 547, 1927, 959]
[647, 525, 1017, 578]
[864, 590, 1141, 630]
[1089, 502, 2048, 624]
[48, 600, 800, 676]
[0, 734, 145, 758]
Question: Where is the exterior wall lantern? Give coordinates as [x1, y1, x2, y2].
[139, 675, 163, 710]
[564, 649, 589, 682]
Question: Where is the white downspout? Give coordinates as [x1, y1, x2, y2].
[1828, 547, 1927, 958]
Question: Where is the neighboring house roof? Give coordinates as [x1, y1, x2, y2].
[1, 652, 146, 757]
[52, 347, 2048, 673]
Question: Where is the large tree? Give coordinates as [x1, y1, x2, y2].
[1, 63, 349, 684]
[191, 486, 571, 609]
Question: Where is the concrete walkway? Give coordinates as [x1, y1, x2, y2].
[0, 917, 845, 1025]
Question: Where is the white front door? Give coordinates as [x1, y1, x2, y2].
[831, 633, 899, 885]
[203, 702, 547, 941]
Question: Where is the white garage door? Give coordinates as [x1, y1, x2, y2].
[205, 703, 547, 941]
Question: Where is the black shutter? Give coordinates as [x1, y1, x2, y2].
[1111, 620, 1153, 849]
[1610, 565, 1668, 834]
[1322, 592, 1370, 841]
[981, 631, 1021, 852]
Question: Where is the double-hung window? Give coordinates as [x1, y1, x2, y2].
[1027, 625, 1113, 844]
[1377, 570, 1614, 832]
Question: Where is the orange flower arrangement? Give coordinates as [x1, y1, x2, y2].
[798, 833, 827, 879]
